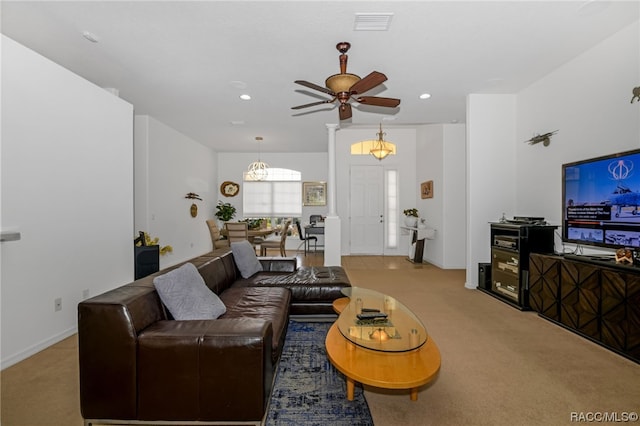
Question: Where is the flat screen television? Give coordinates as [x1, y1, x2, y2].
[562, 148, 640, 249]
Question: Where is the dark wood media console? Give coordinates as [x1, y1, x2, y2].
[529, 253, 640, 363]
[479, 223, 556, 310]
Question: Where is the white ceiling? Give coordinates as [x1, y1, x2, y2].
[2, 1, 638, 153]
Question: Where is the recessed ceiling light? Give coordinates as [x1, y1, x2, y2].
[419, 93, 431, 99]
[239, 94, 251, 100]
[82, 31, 99, 43]
[230, 120, 245, 125]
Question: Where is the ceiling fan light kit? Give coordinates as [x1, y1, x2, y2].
[325, 73, 360, 93]
[292, 42, 400, 120]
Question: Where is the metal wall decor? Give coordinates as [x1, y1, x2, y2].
[220, 181, 239, 197]
[524, 130, 558, 147]
[185, 192, 202, 217]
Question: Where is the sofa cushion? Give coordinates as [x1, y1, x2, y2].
[219, 286, 291, 363]
[231, 241, 263, 278]
[153, 262, 226, 320]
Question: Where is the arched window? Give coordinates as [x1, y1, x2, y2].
[242, 168, 302, 217]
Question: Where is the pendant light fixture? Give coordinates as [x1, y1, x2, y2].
[369, 123, 395, 161]
[247, 136, 269, 181]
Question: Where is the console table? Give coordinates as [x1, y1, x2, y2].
[401, 226, 427, 263]
[529, 253, 640, 363]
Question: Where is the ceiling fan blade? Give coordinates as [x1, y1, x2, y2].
[339, 103, 352, 120]
[356, 96, 401, 108]
[294, 80, 334, 95]
[349, 71, 387, 94]
[291, 99, 334, 110]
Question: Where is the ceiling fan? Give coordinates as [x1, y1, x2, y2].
[292, 42, 401, 120]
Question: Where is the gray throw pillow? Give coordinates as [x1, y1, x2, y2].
[231, 240, 263, 278]
[153, 262, 226, 320]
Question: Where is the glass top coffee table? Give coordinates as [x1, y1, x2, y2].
[326, 287, 441, 401]
[336, 287, 428, 352]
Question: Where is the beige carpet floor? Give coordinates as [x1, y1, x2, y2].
[2, 254, 639, 426]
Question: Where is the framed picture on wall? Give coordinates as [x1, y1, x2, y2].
[421, 180, 433, 199]
[303, 182, 327, 206]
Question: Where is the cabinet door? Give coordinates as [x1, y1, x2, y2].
[560, 260, 599, 339]
[529, 254, 560, 320]
[491, 248, 520, 303]
[600, 269, 630, 351]
[625, 275, 640, 359]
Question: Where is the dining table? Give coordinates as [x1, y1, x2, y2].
[220, 227, 275, 243]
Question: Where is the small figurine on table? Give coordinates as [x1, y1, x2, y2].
[615, 248, 633, 264]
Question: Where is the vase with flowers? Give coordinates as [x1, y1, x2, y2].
[403, 208, 419, 227]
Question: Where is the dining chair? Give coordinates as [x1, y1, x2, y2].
[295, 220, 317, 255]
[260, 220, 291, 257]
[224, 222, 249, 245]
[206, 220, 229, 249]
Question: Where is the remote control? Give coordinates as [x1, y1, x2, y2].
[361, 308, 380, 313]
[357, 312, 388, 320]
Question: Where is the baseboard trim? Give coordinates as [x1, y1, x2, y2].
[1, 326, 77, 370]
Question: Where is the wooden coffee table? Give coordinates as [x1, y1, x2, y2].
[326, 289, 441, 401]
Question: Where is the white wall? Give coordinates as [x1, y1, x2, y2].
[1, 36, 134, 368]
[516, 20, 640, 255]
[417, 125, 444, 264]
[134, 115, 217, 269]
[466, 94, 517, 288]
[417, 123, 467, 269]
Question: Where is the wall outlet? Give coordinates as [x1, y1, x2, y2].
[54, 297, 62, 312]
[82, 289, 90, 299]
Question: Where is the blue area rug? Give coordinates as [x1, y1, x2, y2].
[266, 321, 373, 426]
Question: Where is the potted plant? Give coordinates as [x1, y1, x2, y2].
[403, 208, 419, 227]
[215, 201, 237, 222]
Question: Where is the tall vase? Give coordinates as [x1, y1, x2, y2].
[404, 216, 418, 228]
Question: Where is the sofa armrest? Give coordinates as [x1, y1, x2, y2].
[137, 318, 273, 422]
[259, 256, 297, 272]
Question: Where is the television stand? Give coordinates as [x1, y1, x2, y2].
[530, 253, 640, 364]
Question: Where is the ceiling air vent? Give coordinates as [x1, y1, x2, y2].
[354, 13, 394, 31]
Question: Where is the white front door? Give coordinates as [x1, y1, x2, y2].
[350, 165, 384, 254]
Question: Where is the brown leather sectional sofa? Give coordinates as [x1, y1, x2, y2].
[78, 249, 351, 425]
